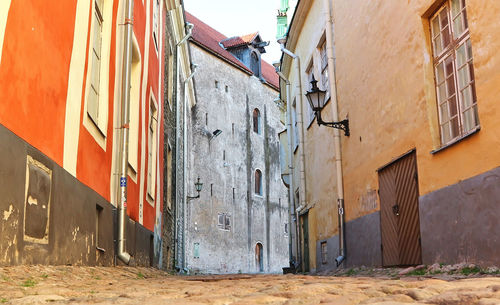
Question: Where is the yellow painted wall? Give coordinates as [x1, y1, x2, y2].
[283, 0, 342, 272]
[281, 0, 500, 271]
[332, 0, 500, 223]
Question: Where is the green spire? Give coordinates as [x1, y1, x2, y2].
[279, 0, 289, 13]
[277, 0, 289, 39]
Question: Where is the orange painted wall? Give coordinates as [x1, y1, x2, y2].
[142, 0, 161, 230]
[0, 0, 77, 166]
[76, 0, 120, 203]
[126, 0, 147, 224]
[332, 0, 500, 222]
[1, 0, 165, 234]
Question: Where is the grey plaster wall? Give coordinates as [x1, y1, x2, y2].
[315, 211, 382, 273]
[419, 167, 500, 266]
[184, 43, 289, 274]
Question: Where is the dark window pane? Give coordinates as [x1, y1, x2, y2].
[450, 117, 460, 138]
[449, 96, 458, 116]
[446, 76, 456, 97]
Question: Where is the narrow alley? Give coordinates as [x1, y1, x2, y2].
[1, 266, 500, 304]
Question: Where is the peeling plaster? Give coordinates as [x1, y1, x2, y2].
[72, 227, 80, 242]
[3, 204, 13, 220]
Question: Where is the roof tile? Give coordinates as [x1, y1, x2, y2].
[186, 12, 279, 90]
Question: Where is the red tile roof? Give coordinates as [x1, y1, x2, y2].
[261, 61, 279, 89]
[220, 32, 258, 49]
[186, 12, 279, 90]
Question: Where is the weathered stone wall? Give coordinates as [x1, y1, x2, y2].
[0, 124, 155, 266]
[184, 43, 289, 274]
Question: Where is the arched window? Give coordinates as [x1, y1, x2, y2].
[255, 242, 263, 272]
[255, 169, 262, 195]
[253, 108, 261, 134]
[250, 51, 260, 77]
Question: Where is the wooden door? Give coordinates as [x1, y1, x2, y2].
[379, 151, 422, 266]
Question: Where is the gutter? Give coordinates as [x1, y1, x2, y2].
[182, 63, 197, 273]
[279, 42, 307, 272]
[323, 0, 346, 267]
[274, 64, 297, 269]
[174, 21, 193, 272]
[117, 0, 134, 264]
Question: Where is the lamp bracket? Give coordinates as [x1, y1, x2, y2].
[187, 193, 200, 200]
[316, 111, 350, 136]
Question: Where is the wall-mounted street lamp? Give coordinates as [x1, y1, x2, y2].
[209, 129, 222, 142]
[187, 177, 203, 200]
[305, 76, 349, 136]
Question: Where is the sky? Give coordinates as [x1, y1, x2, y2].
[183, 0, 284, 64]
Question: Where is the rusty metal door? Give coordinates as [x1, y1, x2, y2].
[379, 151, 422, 266]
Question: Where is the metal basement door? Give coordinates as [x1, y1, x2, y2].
[378, 151, 422, 266]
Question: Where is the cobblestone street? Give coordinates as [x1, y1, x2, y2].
[1, 266, 500, 304]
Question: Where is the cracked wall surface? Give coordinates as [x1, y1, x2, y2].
[183, 43, 289, 274]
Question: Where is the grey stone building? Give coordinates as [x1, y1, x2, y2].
[179, 12, 289, 274]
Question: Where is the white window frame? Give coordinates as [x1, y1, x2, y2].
[292, 99, 299, 152]
[319, 39, 329, 93]
[147, 93, 158, 204]
[152, 0, 160, 53]
[128, 34, 141, 180]
[430, 0, 478, 146]
[305, 61, 315, 127]
[83, 0, 112, 149]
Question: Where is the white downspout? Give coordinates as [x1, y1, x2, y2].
[117, 0, 134, 264]
[174, 22, 193, 271]
[280, 43, 307, 271]
[324, 0, 346, 266]
[182, 64, 197, 272]
[275, 67, 297, 268]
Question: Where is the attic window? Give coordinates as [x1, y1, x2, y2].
[250, 52, 260, 77]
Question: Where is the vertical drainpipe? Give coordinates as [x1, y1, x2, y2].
[279, 42, 307, 271]
[275, 67, 297, 268]
[182, 64, 197, 272]
[324, 0, 346, 266]
[118, 0, 134, 264]
[175, 21, 193, 272]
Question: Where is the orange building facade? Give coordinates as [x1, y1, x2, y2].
[278, 0, 500, 272]
[0, 0, 169, 266]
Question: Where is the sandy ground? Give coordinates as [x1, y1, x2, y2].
[1, 266, 500, 304]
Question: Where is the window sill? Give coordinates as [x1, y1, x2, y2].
[430, 126, 480, 155]
[146, 192, 155, 206]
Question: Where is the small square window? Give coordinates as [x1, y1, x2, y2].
[193, 242, 200, 259]
[217, 213, 231, 231]
[321, 241, 327, 264]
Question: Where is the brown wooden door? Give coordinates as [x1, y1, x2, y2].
[379, 151, 422, 266]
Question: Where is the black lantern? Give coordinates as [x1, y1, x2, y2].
[194, 177, 203, 193]
[305, 76, 350, 136]
[306, 76, 327, 112]
[187, 177, 203, 199]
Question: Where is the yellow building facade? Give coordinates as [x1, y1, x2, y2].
[278, 0, 500, 272]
